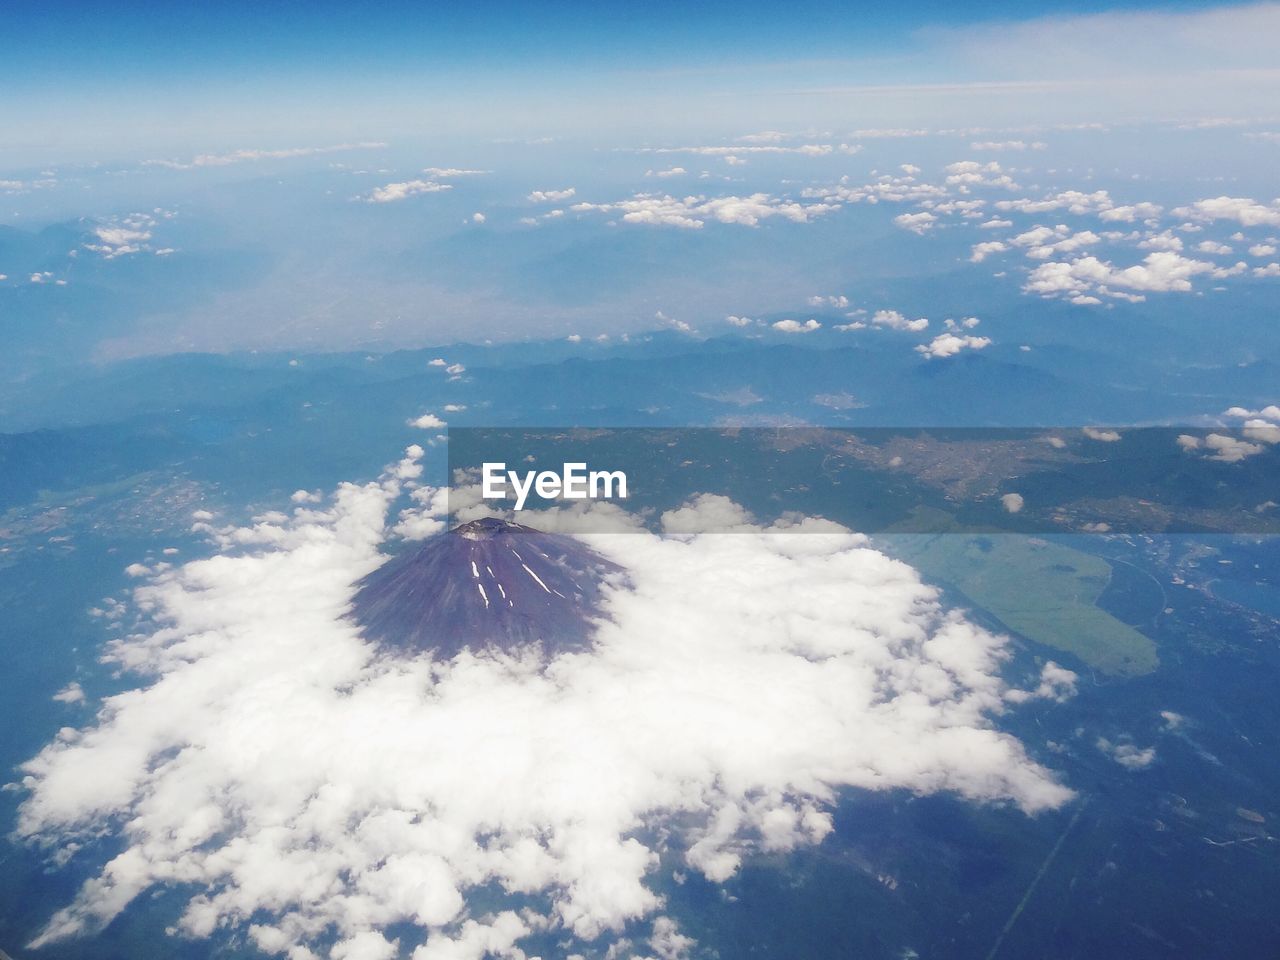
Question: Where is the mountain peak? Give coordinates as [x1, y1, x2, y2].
[351, 517, 624, 658]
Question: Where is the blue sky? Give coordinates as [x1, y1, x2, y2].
[3, 2, 1278, 162]
[3, 0, 1250, 76]
[2, 1, 1278, 370]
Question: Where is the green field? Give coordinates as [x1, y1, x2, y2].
[882, 533, 1159, 677]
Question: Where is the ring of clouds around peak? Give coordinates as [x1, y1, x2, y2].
[18, 449, 1077, 960]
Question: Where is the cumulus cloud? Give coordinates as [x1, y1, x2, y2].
[1023, 251, 1226, 303]
[1096, 738, 1156, 770]
[1098, 202, 1163, 223]
[528, 188, 576, 203]
[1004, 662, 1076, 704]
[893, 211, 937, 234]
[995, 190, 1115, 216]
[572, 193, 837, 229]
[772, 319, 821, 334]
[943, 160, 1018, 191]
[408, 413, 447, 430]
[17, 461, 1074, 960]
[367, 180, 452, 203]
[1000, 493, 1025, 514]
[1010, 225, 1100, 259]
[915, 333, 991, 358]
[1177, 433, 1265, 462]
[82, 211, 176, 259]
[808, 294, 850, 309]
[1224, 405, 1280, 421]
[970, 240, 1007, 262]
[52, 682, 86, 704]
[1082, 427, 1121, 442]
[869, 309, 929, 333]
[1172, 196, 1280, 228]
[1197, 240, 1234, 255]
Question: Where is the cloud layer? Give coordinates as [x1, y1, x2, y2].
[18, 455, 1073, 960]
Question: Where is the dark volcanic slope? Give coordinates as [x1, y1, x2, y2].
[352, 517, 625, 658]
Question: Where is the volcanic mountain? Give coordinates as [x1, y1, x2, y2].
[351, 517, 626, 658]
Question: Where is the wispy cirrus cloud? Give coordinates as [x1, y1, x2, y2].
[145, 142, 388, 170]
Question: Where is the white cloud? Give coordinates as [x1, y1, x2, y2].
[1138, 230, 1184, 252]
[1248, 243, 1277, 257]
[573, 193, 838, 229]
[915, 333, 991, 358]
[52, 682, 85, 704]
[471, 212, 486, 224]
[18, 465, 1074, 959]
[943, 160, 1018, 191]
[646, 167, 688, 178]
[970, 240, 1007, 262]
[725, 315, 754, 327]
[1197, 240, 1234, 255]
[422, 168, 489, 178]
[367, 180, 452, 203]
[772, 319, 821, 334]
[1179, 432, 1265, 462]
[82, 211, 176, 259]
[1004, 662, 1077, 704]
[528, 188, 576, 203]
[1023, 251, 1222, 302]
[640, 144, 836, 157]
[146, 142, 388, 170]
[1082, 427, 1122, 442]
[1172, 196, 1280, 228]
[807, 294, 849, 309]
[1011, 225, 1101, 259]
[1098, 202, 1162, 223]
[408, 413, 446, 430]
[893, 211, 937, 234]
[1243, 418, 1280, 445]
[1224, 405, 1280, 422]
[803, 171, 947, 206]
[969, 140, 1046, 152]
[1000, 493, 1025, 514]
[870, 309, 929, 332]
[996, 190, 1115, 216]
[1096, 738, 1156, 770]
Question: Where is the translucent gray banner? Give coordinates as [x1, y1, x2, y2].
[444, 427, 1280, 534]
